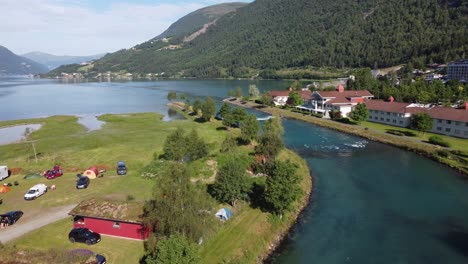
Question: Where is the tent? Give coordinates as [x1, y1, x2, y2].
[83, 166, 99, 179]
[215, 208, 232, 222]
[0, 185, 10, 193]
[23, 173, 42, 179]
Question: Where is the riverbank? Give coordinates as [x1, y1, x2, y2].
[168, 102, 313, 263]
[224, 98, 468, 176]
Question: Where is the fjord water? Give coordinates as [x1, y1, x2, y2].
[1, 77, 468, 263]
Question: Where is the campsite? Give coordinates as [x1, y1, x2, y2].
[0, 112, 311, 263]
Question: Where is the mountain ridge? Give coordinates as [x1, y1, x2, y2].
[22, 51, 106, 70]
[0, 46, 48, 75]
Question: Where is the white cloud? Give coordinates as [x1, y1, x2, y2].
[0, 0, 235, 55]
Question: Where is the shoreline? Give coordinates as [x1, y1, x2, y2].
[167, 102, 314, 263]
[224, 98, 468, 177]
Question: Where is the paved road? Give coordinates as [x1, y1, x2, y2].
[0, 204, 77, 243]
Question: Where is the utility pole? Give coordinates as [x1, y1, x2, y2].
[24, 140, 38, 164]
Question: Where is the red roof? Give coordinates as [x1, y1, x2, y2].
[325, 96, 354, 105]
[428, 107, 468, 123]
[270, 90, 311, 100]
[317, 90, 373, 98]
[365, 100, 468, 122]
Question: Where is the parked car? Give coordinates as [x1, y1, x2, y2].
[24, 184, 47, 200]
[116, 161, 127, 175]
[0, 210, 23, 225]
[44, 164, 63, 179]
[76, 176, 90, 189]
[68, 228, 101, 245]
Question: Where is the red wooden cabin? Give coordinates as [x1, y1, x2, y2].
[69, 199, 149, 240]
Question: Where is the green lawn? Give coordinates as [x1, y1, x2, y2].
[361, 121, 468, 152]
[1, 112, 312, 264]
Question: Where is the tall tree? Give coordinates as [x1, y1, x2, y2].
[248, 84, 260, 98]
[410, 113, 433, 135]
[288, 91, 303, 106]
[264, 160, 301, 216]
[235, 86, 243, 98]
[219, 102, 231, 118]
[192, 99, 202, 116]
[349, 103, 369, 124]
[211, 157, 250, 206]
[186, 129, 209, 161]
[260, 92, 274, 106]
[291, 80, 302, 91]
[240, 114, 259, 144]
[201, 97, 216, 122]
[163, 128, 187, 161]
[143, 164, 216, 243]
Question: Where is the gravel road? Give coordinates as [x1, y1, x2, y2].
[0, 204, 77, 243]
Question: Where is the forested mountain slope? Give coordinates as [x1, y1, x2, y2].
[55, 0, 467, 78]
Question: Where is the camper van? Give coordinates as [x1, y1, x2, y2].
[0, 166, 10, 181]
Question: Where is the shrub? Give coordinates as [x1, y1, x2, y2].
[437, 150, 450, 158]
[428, 136, 451, 148]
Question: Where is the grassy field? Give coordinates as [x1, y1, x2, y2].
[1, 111, 312, 264]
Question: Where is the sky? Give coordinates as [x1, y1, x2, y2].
[0, 0, 252, 56]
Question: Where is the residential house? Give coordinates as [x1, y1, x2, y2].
[308, 85, 374, 117]
[365, 99, 468, 139]
[69, 198, 150, 240]
[270, 89, 312, 106]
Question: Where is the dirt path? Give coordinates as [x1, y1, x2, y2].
[0, 204, 77, 243]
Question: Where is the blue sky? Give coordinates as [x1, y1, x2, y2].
[0, 0, 252, 56]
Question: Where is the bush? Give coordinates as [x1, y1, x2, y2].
[387, 130, 404, 136]
[437, 150, 450, 158]
[428, 136, 451, 148]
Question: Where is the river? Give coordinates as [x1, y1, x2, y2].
[1, 77, 468, 263]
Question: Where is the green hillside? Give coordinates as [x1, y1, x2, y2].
[52, 0, 467, 78]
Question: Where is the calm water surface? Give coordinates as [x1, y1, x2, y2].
[1, 77, 467, 263]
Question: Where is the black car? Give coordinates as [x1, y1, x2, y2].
[76, 176, 90, 189]
[95, 254, 107, 264]
[68, 228, 101, 245]
[116, 161, 127, 175]
[0, 210, 23, 225]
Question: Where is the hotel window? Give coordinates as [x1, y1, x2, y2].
[380, 118, 384, 121]
[455, 129, 460, 134]
[386, 118, 390, 122]
[445, 128, 451, 132]
[437, 127, 442, 131]
[375, 117, 378, 120]
[438, 119, 442, 123]
[447, 120, 451, 125]
[455, 122, 460, 126]
[113, 222, 121, 228]
[399, 120, 403, 124]
[392, 113, 397, 116]
[393, 119, 397, 123]
[387, 112, 390, 115]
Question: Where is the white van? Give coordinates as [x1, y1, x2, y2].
[0, 166, 9, 181]
[24, 183, 48, 200]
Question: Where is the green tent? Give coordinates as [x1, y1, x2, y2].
[23, 173, 42, 179]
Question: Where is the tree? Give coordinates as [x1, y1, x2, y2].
[201, 97, 216, 122]
[143, 164, 216, 258]
[146, 234, 200, 264]
[291, 80, 302, 91]
[211, 157, 250, 206]
[255, 132, 284, 160]
[186, 129, 209, 161]
[227, 89, 234, 97]
[288, 91, 303, 106]
[167, 92, 177, 101]
[220, 136, 238, 153]
[248, 84, 260, 98]
[349, 103, 369, 124]
[163, 128, 187, 161]
[410, 113, 433, 134]
[264, 160, 301, 216]
[179, 93, 186, 100]
[260, 92, 274, 106]
[192, 99, 202, 116]
[235, 86, 243, 98]
[230, 107, 248, 126]
[219, 102, 231, 119]
[262, 115, 284, 136]
[240, 114, 259, 144]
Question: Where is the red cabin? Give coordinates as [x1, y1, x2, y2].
[69, 199, 149, 240]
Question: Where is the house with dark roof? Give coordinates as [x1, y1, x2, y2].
[308, 84, 374, 117]
[69, 198, 150, 240]
[365, 99, 468, 139]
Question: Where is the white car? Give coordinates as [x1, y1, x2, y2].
[24, 183, 48, 200]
